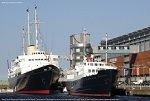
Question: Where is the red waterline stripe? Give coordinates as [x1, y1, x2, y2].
[70, 92, 111, 97]
[16, 90, 50, 94]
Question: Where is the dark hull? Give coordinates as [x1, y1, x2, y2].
[65, 69, 117, 97]
[8, 65, 60, 94]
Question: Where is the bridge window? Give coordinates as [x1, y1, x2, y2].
[88, 69, 91, 73]
[95, 63, 98, 66]
[92, 69, 95, 72]
[90, 63, 93, 66]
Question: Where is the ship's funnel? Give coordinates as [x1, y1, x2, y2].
[27, 45, 36, 55]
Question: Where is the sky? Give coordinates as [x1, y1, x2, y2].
[0, 0, 150, 80]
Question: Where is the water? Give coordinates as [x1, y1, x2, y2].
[0, 93, 150, 101]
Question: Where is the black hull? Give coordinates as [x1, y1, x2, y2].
[65, 69, 117, 97]
[8, 65, 60, 94]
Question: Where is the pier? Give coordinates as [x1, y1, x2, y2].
[116, 76, 150, 96]
[117, 84, 150, 96]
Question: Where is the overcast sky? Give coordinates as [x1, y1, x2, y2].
[0, 0, 150, 80]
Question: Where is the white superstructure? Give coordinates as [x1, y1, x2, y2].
[8, 45, 59, 78]
[66, 56, 117, 81]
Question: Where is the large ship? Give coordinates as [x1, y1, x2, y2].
[8, 6, 60, 94]
[64, 32, 118, 96]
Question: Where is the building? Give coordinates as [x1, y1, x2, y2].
[70, 31, 93, 68]
[93, 27, 150, 83]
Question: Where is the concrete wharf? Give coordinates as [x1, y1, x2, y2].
[117, 84, 150, 96]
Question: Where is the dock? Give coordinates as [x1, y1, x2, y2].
[116, 76, 150, 96]
[117, 85, 150, 96]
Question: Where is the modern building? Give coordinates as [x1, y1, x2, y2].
[70, 31, 93, 68]
[93, 27, 150, 83]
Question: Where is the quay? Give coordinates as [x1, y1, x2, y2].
[116, 76, 150, 96]
[117, 85, 150, 96]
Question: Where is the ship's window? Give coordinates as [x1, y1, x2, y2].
[29, 59, 31, 61]
[92, 69, 95, 72]
[38, 52, 40, 54]
[88, 69, 91, 73]
[96, 70, 98, 72]
[99, 64, 103, 66]
[90, 63, 93, 66]
[87, 63, 89, 65]
[84, 63, 86, 66]
[41, 59, 44, 60]
[32, 59, 34, 61]
[35, 59, 38, 61]
[95, 63, 98, 66]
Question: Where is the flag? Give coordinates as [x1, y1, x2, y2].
[35, 6, 37, 9]
[26, 8, 29, 12]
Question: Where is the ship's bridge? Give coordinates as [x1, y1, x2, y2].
[31, 51, 45, 55]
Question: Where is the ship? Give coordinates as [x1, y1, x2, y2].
[8, 6, 60, 94]
[65, 55, 117, 96]
[64, 32, 118, 97]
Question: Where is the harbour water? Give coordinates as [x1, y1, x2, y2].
[0, 93, 150, 101]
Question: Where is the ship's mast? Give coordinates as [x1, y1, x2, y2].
[105, 33, 108, 64]
[34, 6, 39, 50]
[22, 28, 25, 55]
[26, 9, 30, 46]
[83, 28, 86, 56]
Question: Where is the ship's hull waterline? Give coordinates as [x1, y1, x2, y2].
[8, 65, 60, 94]
[65, 69, 117, 97]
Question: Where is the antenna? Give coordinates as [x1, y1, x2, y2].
[83, 28, 86, 56]
[26, 8, 30, 46]
[7, 60, 10, 69]
[34, 5, 39, 50]
[105, 33, 108, 64]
